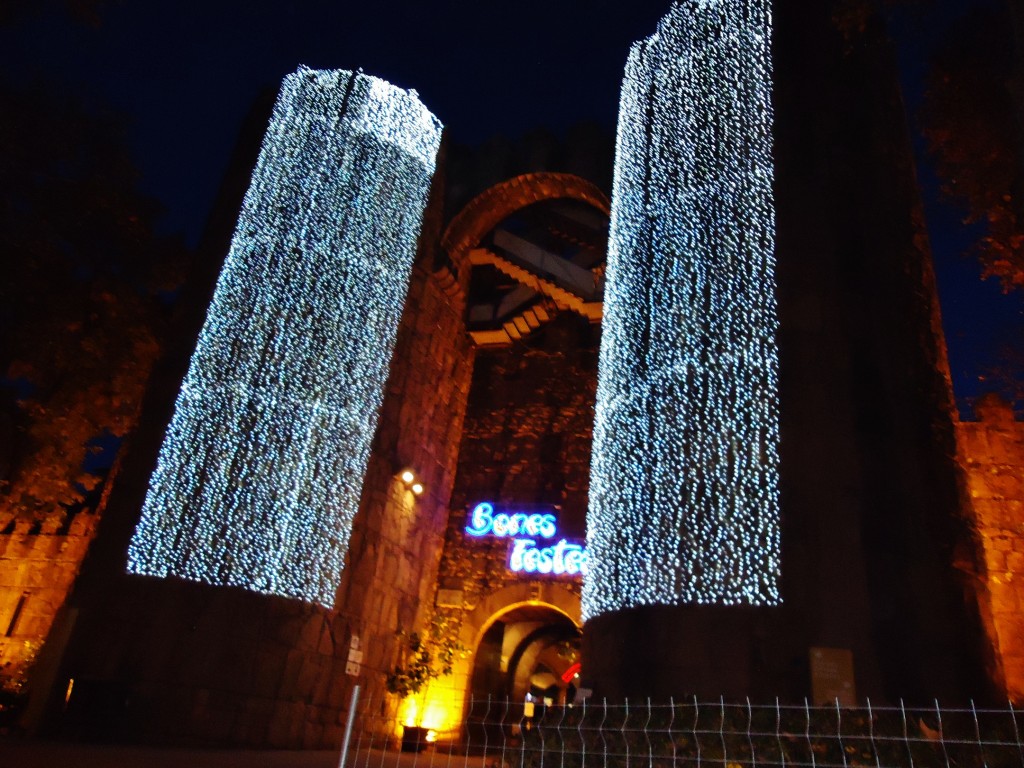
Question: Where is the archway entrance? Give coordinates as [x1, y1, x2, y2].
[469, 603, 581, 706]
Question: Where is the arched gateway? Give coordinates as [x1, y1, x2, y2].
[411, 171, 606, 742]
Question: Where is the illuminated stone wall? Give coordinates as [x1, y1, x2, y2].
[0, 511, 97, 678]
[332, 186, 476, 729]
[957, 395, 1024, 701]
[440, 315, 595, 600]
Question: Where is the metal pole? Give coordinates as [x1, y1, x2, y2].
[338, 684, 361, 768]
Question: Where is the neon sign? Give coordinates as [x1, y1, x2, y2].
[465, 502, 588, 577]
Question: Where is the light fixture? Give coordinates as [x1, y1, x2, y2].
[126, 68, 443, 608]
[398, 467, 424, 496]
[584, 0, 780, 619]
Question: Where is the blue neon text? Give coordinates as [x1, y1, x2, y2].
[509, 538, 588, 576]
[465, 502, 557, 539]
[465, 502, 588, 577]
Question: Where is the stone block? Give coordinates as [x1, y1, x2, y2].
[985, 549, 1007, 572]
[302, 718, 325, 749]
[266, 699, 300, 748]
[988, 580, 1020, 614]
[277, 649, 307, 698]
[252, 648, 287, 695]
[966, 472, 997, 501]
[324, 675, 348, 710]
[19, 564, 53, 589]
[322, 722, 345, 748]
[991, 472, 1024, 499]
[287, 702, 307, 745]
[295, 655, 324, 697]
[999, 654, 1024, 694]
[0, 561, 24, 585]
[996, 615, 1024, 653]
[985, 428, 1024, 459]
[297, 614, 323, 651]
[1006, 551, 1024, 573]
[33, 535, 66, 559]
[268, 611, 305, 646]
[316, 624, 337, 657]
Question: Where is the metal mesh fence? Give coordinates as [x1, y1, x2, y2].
[344, 693, 1024, 768]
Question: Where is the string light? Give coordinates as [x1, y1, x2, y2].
[127, 67, 443, 607]
[583, 0, 781, 620]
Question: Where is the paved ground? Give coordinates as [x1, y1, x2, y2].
[0, 745, 493, 768]
[1, 741, 338, 768]
[1, 741, 497, 768]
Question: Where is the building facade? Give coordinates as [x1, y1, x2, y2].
[1, 0, 1022, 749]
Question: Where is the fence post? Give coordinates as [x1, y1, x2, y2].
[338, 684, 362, 768]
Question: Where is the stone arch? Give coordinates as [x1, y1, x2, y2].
[458, 581, 582, 652]
[419, 584, 581, 742]
[453, 582, 582, 732]
[441, 172, 611, 264]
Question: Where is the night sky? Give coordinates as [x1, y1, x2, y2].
[1, 0, 1020, 418]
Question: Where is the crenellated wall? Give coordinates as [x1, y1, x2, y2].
[0, 511, 98, 675]
[957, 394, 1024, 701]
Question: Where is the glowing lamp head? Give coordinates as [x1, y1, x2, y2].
[411, 482, 424, 496]
[400, 469, 415, 484]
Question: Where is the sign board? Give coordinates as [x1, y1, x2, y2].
[574, 687, 593, 704]
[346, 635, 362, 677]
[809, 647, 856, 706]
[436, 588, 464, 608]
[465, 502, 588, 577]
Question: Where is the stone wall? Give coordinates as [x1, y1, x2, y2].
[331, 169, 476, 722]
[420, 314, 595, 736]
[24, 122, 476, 747]
[447, 314, 598, 536]
[585, 0, 993, 703]
[0, 511, 97, 674]
[957, 394, 1024, 701]
[440, 313, 597, 611]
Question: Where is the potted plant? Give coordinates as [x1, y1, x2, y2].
[386, 613, 465, 751]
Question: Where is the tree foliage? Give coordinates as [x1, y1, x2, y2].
[386, 613, 466, 698]
[0, 79, 188, 528]
[920, 1, 1024, 292]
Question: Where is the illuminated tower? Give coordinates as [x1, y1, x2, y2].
[127, 68, 443, 607]
[585, 0, 779, 619]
